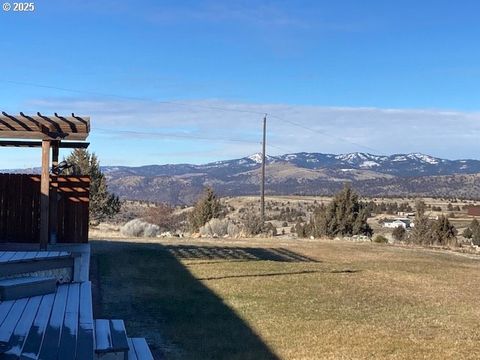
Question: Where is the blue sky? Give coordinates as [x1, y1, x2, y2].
[1, 0, 480, 168]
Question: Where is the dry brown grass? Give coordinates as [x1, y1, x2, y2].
[92, 237, 480, 359]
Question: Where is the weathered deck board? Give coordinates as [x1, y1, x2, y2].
[20, 252, 38, 261]
[0, 251, 74, 280]
[0, 299, 15, 326]
[0, 298, 29, 343]
[0, 276, 57, 301]
[58, 282, 80, 360]
[95, 319, 112, 353]
[2, 295, 42, 357]
[76, 281, 94, 360]
[0, 252, 17, 263]
[19, 293, 55, 359]
[0, 251, 71, 264]
[127, 338, 138, 360]
[37, 284, 68, 359]
[110, 319, 130, 352]
[5, 245, 91, 283]
[9, 252, 28, 262]
[129, 338, 154, 360]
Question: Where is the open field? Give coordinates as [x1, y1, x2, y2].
[91, 237, 480, 360]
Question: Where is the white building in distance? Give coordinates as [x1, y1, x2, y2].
[383, 218, 412, 229]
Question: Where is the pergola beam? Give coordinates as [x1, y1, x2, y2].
[0, 140, 90, 148]
[0, 112, 90, 141]
[0, 131, 88, 140]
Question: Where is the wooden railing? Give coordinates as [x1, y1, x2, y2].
[0, 174, 90, 243]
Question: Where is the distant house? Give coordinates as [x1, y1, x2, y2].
[383, 218, 411, 229]
[397, 211, 415, 217]
[467, 206, 480, 216]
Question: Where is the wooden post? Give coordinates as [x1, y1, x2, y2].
[40, 140, 51, 250]
[50, 141, 59, 244]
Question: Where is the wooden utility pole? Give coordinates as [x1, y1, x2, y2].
[261, 114, 267, 221]
[40, 140, 51, 250]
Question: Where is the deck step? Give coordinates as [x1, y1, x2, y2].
[0, 276, 57, 301]
[95, 319, 130, 358]
[127, 338, 154, 360]
[0, 251, 74, 283]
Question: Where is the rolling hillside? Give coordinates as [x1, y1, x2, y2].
[102, 152, 480, 204]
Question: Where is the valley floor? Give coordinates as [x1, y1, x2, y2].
[91, 237, 480, 360]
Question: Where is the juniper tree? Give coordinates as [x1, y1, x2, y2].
[188, 187, 222, 231]
[64, 149, 121, 224]
[432, 215, 457, 246]
[412, 200, 433, 245]
[412, 201, 458, 246]
[463, 227, 473, 239]
[471, 218, 480, 245]
[302, 185, 372, 238]
[392, 225, 406, 241]
[464, 218, 480, 245]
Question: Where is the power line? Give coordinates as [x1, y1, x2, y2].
[268, 114, 382, 154]
[0, 78, 295, 152]
[1, 78, 381, 154]
[95, 127, 291, 152]
[0, 79, 266, 115]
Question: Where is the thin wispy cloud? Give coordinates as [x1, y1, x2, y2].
[20, 97, 480, 167]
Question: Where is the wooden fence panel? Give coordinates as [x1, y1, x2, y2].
[0, 174, 90, 244]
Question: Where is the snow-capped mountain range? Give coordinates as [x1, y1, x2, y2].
[97, 152, 480, 204]
[102, 152, 480, 178]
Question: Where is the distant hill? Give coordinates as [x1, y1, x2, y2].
[100, 152, 480, 204]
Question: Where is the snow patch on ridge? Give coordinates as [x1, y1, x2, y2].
[360, 161, 380, 168]
[248, 153, 264, 164]
[407, 153, 440, 164]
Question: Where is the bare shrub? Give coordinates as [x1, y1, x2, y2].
[227, 221, 241, 237]
[142, 204, 189, 234]
[373, 235, 388, 243]
[199, 218, 242, 238]
[121, 219, 160, 237]
[243, 214, 264, 236]
[111, 205, 144, 224]
[143, 204, 175, 231]
[243, 214, 277, 237]
[200, 218, 228, 237]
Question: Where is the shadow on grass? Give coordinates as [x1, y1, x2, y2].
[197, 268, 360, 281]
[197, 269, 322, 281]
[164, 244, 318, 263]
[92, 241, 286, 360]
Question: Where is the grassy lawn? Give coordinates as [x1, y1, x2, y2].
[91, 238, 480, 359]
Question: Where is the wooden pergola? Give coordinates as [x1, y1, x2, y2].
[0, 112, 90, 249]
